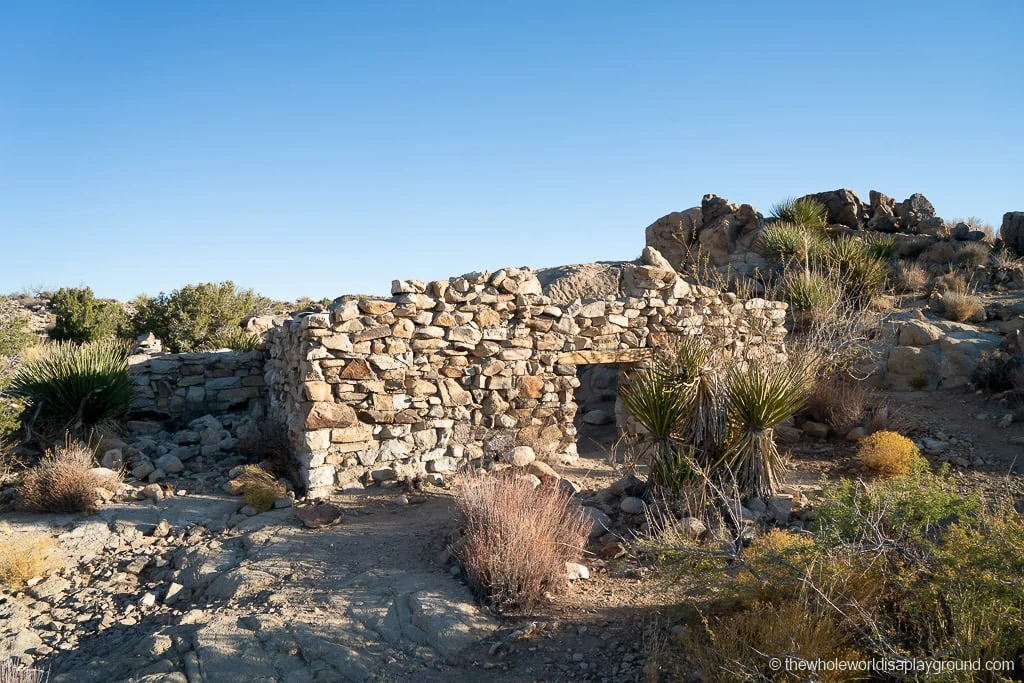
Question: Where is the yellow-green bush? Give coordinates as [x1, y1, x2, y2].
[856, 430, 921, 476]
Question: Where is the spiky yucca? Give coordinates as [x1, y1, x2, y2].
[781, 267, 843, 329]
[758, 221, 826, 262]
[770, 197, 827, 230]
[716, 361, 812, 500]
[201, 327, 262, 352]
[619, 339, 701, 488]
[8, 338, 136, 437]
[822, 235, 888, 301]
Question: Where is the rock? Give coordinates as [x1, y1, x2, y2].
[152, 519, 171, 538]
[141, 484, 164, 502]
[899, 320, 942, 347]
[869, 190, 898, 219]
[673, 517, 706, 540]
[767, 495, 793, 525]
[897, 193, 938, 229]
[845, 427, 867, 441]
[565, 562, 590, 580]
[609, 473, 644, 497]
[776, 424, 802, 445]
[239, 504, 260, 516]
[799, 188, 866, 227]
[132, 461, 156, 480]
[392, 494, 410, 506]
[503, 446, 536, 467]
[295, 503, 343, 529]
[101, 448, 124, 470]
[801, 421, 829, 439]
[582, 409, 614, 425]
[643, 208, 702, 269]
[620, 496, 646, 515]
[273, 496, 292, 509]
[164, 582, 185, 604]
[535, 262, 628, 304]
[524, 460, 560, 481]
[580, 506, 612, 539]
[921, 438, 949, 454]
[1002, 212, 1024, 257]
[154, 454, 184, 474]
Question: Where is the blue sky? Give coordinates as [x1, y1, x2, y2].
[1, 1, 1021, 301]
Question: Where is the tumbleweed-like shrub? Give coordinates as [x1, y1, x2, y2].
[934, 290, 985, 323]
[0, 524, 59, 588]
[18, 440, 120, 513]
[452, 471, 589, 610]
[233, 464, 286, 512]
[856, 430, 921, 477]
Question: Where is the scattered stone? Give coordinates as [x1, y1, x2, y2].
[802, 421, 829, 439]
[141, 484, 164, 502]
[581, 409, 614, 425]
[565, 562, 590, 581]
[503, 446, 536, 467]
[620, 497, 646, 515]
[295, 503, 343, 529]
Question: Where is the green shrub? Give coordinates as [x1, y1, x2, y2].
[770, 196, 827, 230]
[0, 297, 34, 441]
[133, 281, 274, 353]
[7, 338, 136, 438]
[50, 287, 130, 343]
[865, 232, 897, 260]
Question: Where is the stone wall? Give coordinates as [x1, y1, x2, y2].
[129, 351, 266, 422]
[265, 248, 788, 496]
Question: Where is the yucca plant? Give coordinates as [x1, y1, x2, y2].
[865, 233, 897, 260]
[770, 197, 827, 230]
[674, 337, 728, 466]
[757, 221, 827, 263]
[821, 235, 888, 302]
[7, 338, 136, 438]
[201, 326, 262, 352]
[781, 267, 843, 329]
[619, 341, 700, 489]
[716, 360, 812, 501]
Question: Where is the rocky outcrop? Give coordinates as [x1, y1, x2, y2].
[896, 193, 942, 232]
[798, 189, 866, 228]
[1001, 212, 1024, 256]
[536, 262, 630, 304]
[643, 208, 702, 269]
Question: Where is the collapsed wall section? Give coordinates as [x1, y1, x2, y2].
[266, 256, 788, 497]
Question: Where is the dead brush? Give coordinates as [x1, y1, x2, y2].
[805, 374, 871, 435]
[893, 260, 929, 294]
[0, 524, 60, 588]
[18, 439, 119, 513]
[0, 661, 48, 683]
[233, 464, 286, 512]
[934, 290, 986, 323]
[451, 469, 589, 610]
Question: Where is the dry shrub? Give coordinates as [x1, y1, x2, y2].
[929, 271, 969, 295]
[856, 430, 921, 476]
[0, 524, 59, 587]
[934, 290, 986, 323]
[18, 440, 119, 513]
[452, 470, 589, 610]
[0, 661, 48, 683]
[234, 420, 299, 487]
[957, 242, 991, 269]
[894, 260, 929, 293]
[805, 375, 870, 434]
[234, 464, 286, 512]
[974, 350, 1024, 391]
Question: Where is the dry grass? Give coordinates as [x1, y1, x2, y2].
[956, 242, 991, 269]
[805, 375, 870, 434]
[0, 661, 48, 683]
[893, 260, 928, 293]
[934, 290, 986, 323]
[452, 470, 589, 610]
[0, 524, 60, 588]
[856, 430, 921, 476]
[18, 440, 120, 513]
[233, 464, 286, 512]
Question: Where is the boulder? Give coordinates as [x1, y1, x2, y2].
[799, 189, 866, 228]
[1001, 212, 1024, 257]
[897, 193, 938, 229]
[695, 194, 763, 267]
[644, 208, 702, 269]
[868, 190, 898, 219]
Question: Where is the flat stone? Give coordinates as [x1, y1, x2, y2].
[295, 503, 343, 529]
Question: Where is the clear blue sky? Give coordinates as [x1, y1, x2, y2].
[1, 1, 1021, 302]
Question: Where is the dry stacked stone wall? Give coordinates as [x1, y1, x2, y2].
[265, 249, 788, 496]
[129, 351, 266, 422]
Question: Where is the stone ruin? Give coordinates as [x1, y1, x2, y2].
[256, 247, 787, 496]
